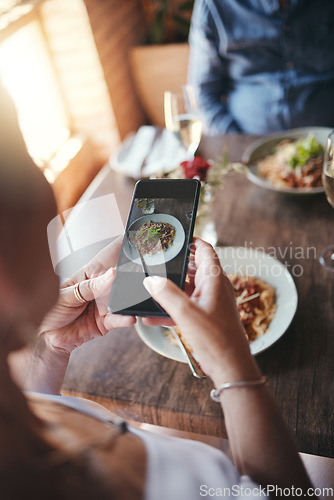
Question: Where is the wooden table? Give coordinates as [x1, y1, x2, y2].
[62, 134, 334, 458]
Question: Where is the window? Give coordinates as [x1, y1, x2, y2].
[0, 19, 71, 168]
[0, 0, 119, 182]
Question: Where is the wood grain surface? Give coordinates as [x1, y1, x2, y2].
[62, 134, 334, 458]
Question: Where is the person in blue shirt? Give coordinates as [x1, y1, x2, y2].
[188, 0, 334, 135]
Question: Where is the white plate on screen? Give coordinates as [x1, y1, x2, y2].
[242, 127, 330, 195]
[124, 214, 185, 266]
[135, 247, 298, 361]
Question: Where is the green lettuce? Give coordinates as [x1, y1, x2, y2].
[288, 134, 323, 169]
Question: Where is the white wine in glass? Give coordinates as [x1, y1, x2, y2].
[164, 86, 202, 157]
[320, 130, 334, 271]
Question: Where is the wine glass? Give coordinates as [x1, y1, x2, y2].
[164, 85, 202, 157]
[319, 130, 334, 271]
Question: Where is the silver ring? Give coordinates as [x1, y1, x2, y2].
[73, 283, 86, 304]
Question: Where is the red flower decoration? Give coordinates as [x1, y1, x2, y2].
[180, 157, 211, 182]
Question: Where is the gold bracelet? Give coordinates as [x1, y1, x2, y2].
[210, 376, 268, 402]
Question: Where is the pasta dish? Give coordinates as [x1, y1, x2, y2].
[258, 135, 323, 189]
[130, 221, 175, 256]
[163, 274, 276, 348]
[229, 274, 277, 342]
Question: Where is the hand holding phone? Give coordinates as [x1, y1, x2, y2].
[108, 179, 200, 317]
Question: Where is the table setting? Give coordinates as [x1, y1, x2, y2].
[62, 85, 334, 458]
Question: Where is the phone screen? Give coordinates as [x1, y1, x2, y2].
[108, 179, 200, 316]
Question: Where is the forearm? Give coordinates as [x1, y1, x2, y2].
[9, 336, 70, 395]
[195, 87, 240, 134]
[210, 348, 312, 490]
[188, 51, 237, 134]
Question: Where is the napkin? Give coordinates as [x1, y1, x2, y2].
[110, 125, 188, 178]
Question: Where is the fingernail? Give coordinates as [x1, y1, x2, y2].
[143, 276, 167, 294]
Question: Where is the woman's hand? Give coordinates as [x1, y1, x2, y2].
[143, 239, 313, 491]
[39, 237, 136, 355]
[142, 238, 259, 383]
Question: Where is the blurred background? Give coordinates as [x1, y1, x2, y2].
[0, 0, 193, 212]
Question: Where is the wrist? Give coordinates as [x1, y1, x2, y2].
[29, 336, 71, 387]
[24, 335, 70, 394]
[210, 376, 268, 402]
[210, 361, 262, 390]
[34, 334, 71, 363]
[203, 334, 261, 388]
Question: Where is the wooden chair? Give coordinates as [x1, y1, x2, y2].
[129, 43, 190, 127]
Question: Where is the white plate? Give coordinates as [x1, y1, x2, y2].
[136, 320, 188, 363]
[242, 126, 331, 194]
[135, 247, 298, 360]
[124, 214, 185, 266]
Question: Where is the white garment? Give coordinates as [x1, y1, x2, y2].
[29, 393, 266, 500]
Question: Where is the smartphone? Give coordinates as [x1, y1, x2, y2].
[108, 178, 200, 317]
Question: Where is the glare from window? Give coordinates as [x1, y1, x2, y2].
[0, 20, 70, 165]
[0, 1, 33, 30]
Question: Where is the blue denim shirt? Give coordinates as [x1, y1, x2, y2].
[188, 0, 334, 134]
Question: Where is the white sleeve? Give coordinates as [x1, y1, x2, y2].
[133, 428, 268, 500]
[28, 393, 268, 500]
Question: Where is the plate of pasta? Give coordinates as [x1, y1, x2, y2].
[243, 127, 330, 194]
[124, 214, 185, 266]
[135, 247, 298, 361]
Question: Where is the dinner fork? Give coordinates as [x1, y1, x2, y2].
[170, 326, 207, 379]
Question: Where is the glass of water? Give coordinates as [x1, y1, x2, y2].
[164, 85, 202, 158]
